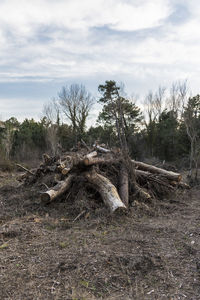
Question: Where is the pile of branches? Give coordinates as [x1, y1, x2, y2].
[17, 143, 189, 214]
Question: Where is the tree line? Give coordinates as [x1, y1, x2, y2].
[0, 80, 200, 178]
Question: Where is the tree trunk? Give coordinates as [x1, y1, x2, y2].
[85, 171, 127, 213]
[83, 156, 113, 166]
[132, 160, 181, 182]
[85, 151, 98, 158]
[95, 145, 111, 153]
[119, 164, 129, 206]
[41, 175, 74, 203]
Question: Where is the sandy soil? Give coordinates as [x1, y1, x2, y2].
[0, 172, 200, 300]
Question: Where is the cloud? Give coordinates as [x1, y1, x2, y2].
[0, 97, 43, 121]
[0, 0, 171, 33]
[0, 0, 200, 121]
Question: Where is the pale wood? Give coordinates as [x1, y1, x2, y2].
[132, 160, 182, 182]
[134, 183, 151, 200]
[85, 151, 98, 159]
[85, 171, 127, 213]
[135, 169, 151, 177]
[83, 156, 112, 166]
[119, 164, 129, 206]
[95, 145, 111, 153]
[41, 175, 74, 203]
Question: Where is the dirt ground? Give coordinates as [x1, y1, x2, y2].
[0, 172, 200, 300]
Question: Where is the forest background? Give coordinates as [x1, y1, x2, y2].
[0, 79, 199, 180]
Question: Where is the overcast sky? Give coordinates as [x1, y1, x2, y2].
[0, 0, 200, 124]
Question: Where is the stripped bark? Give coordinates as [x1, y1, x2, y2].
[95, 145, 111, 153]
[134, 183, 151, 200]
[119, 164, 129, 206]
[41, 174, 74, 203]
[85, 151, 98, 159]
[85, 171, 127, 213]
[83, 156, 113, 166]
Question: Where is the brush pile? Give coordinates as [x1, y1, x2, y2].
[17, 143, 189, 214]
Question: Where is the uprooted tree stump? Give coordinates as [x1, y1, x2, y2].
[17, 144, 189, 215]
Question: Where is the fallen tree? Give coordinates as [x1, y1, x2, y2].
[17, 145, 189, 215]
[85, 171, 127, 213]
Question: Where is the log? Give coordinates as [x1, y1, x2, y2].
[85, 171, 127, 213]
[95, 145, 111, 153]
[83, 156, 113, 166]
[41, 174, 74, 203]
[134, 183, 151, 200]
[119, 164, 129, 206]
[132, 160, 182, 182]
[85, 151, 98, 159]
[135, 169, 175, 190]
[135, 169, 151, 177]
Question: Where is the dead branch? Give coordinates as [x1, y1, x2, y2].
[16, 164, 35, 175]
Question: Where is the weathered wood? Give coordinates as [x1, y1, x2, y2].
[95, 145, 111, 153]
[170, 181, 190, 189]
[135, 169, 175, 190]
[61, 167, 71, 175]
[134, 183, 151, 200]
[83, 156, 113, 166]
[85, 151, 98, 159]
[85, 171, 127, 213]
[119, 164, 129, 206]
[135, 169, 151, 177]
[41, 175, 74, 203]
[132, 160, 182, 182]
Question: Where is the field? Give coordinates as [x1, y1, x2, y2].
[0, 172, 200, 300]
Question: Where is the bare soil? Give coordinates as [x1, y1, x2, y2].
[0, 172, 200, 300]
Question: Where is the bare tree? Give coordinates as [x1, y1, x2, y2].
[178, 79, 190, 118]
[144, 91, 156, 123]
[43, 99, 60, 156]
[184, 95, 200, 179]
[154, 85, 166, 117]
[168, 80, 189, 118]
[144, 86, 166, 123]
[58, 84, 94, 141]
[168, 82, 179, 112]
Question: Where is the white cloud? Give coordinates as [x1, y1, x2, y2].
[0, 0, 171, 33]
[0, 0, 200, 122]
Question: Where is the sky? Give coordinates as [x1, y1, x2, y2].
[0, 0, 200, 125]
